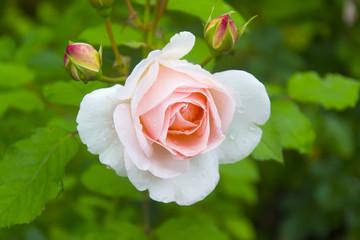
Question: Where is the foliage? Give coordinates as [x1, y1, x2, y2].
[0, 0, 360, 239]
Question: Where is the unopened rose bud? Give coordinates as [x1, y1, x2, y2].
[89, 0, 113, 9]
[89, 0, 114, 18]
[64, 42, 102, 83]
[204, 13, 238, 53]
[204, 13, 256, 53]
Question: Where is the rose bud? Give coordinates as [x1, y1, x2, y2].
[89, 0, 114, 18]
[204, 13, 257, 53]
[89, 0, 113, 9]
[204, 13, 238, 53]
[64, 42, 102, 83]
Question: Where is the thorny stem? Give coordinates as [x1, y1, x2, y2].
[104, 17, 127, 75]
[200, 54, 214, 67]
[100, 75, 127, 84]
[142, 191, 151, 234]
[124, 0, 143, 28]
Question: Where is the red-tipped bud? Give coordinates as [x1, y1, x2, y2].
[64, 42, 102, 83]
[204, 13, 238, 53]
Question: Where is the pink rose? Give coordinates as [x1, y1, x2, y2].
[77, 32, 270, 205]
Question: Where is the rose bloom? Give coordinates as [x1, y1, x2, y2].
[77, 32, 270, 205]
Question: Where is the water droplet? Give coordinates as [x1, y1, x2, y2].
[237, 106, 245, 114]
[229, 134, 235, 140]
[249, 125, 257, 132]
[191, 177, 197, 182]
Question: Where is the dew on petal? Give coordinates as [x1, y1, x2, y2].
[229, 133, 235, 140]
[249, 125, 257, 132]
[237, 106, 246, 114]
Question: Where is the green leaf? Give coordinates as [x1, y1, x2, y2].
[264, 83, 286, 98]
[120, 41, 147, 49]
[220, 159, 259, 182]
[0, 127, 79, 227]
[78, 24, 143, 47]
[83, 221, 147, 240]
[0, 35, 16, 61]
[224, 217, 256, 240]
[252, 118, 284, 163]
[319, 114, 355, 159]
[272, 100, 315, 153]
[81, 164, 141, 199]
[0, 62, 35, 88]
[15, 27, 55, 63]
[42, 81, 107, 107]
[168, 0, 243, 23]
[287, 72, 360, 110]
[0, 89, 43, 117]
[73, 195, 112, 222]
[132, 0, 244, 24]
[156, 217, 229, 240]
[219, 159, 259, 204]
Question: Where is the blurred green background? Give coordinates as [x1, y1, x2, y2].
[0, 0, 360, 239]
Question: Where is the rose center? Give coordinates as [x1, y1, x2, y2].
[179, 103, 202, 122]
[168, 102, 204, 133]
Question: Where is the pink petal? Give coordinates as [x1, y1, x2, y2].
[136, 64, 208, 116]
[113, 103, 190, 179]
[159, 59, 236, 131]
[140, 91, 190, 141]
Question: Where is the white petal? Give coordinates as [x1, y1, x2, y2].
[122, 50, 162, 99]
[161, 31, 195, 60]
[113, 103, 190, 179]
[213, 70, 270, 125]
[125, 152, 220, 205]
[123, 32, 195, 98]
[76, 85, 127, 175]
[99, 142, 126, 176]
[214, 110, 263, 164]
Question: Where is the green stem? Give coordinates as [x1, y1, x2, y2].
[100, 75, 127, 84]
[157, 0, 168, 23]
[142, 0, 151, 57]
[148, 0, 168, 49]
[104, 17, 127, 75]
[148, 0, 161, 48]
[144, 0, 151, 28]
[200, 54, 214, 67]
[142, 191, 151, 234]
